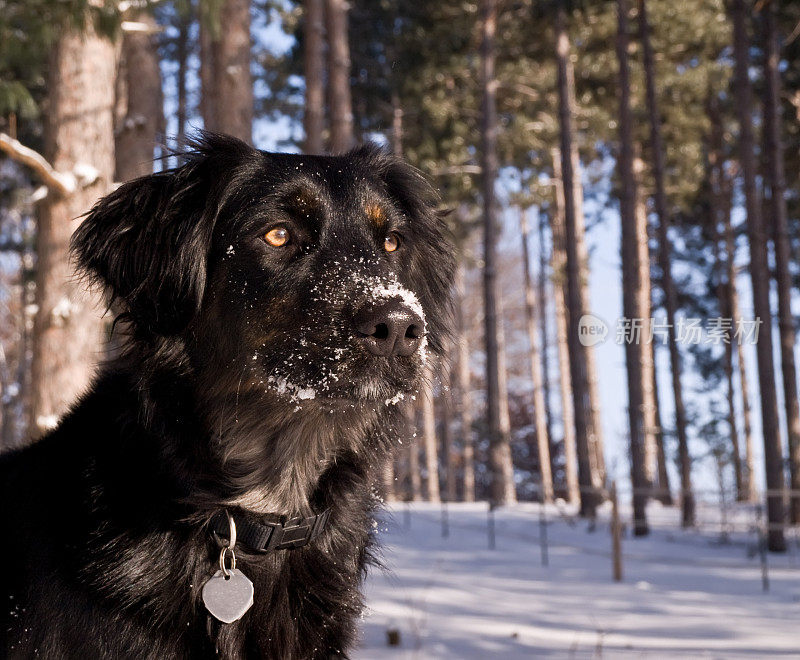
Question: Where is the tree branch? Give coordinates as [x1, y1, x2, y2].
[0, 133, 76, 196]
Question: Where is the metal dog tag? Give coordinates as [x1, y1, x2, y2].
[202, 569, 254, 624]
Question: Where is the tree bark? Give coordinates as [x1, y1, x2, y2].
[616, 0, 649, 536]
[381, 457, 395, 502]
[406, 401, 422, 501]
[390, 90, 404, 158]
[31, 25, 116, 437]
[421, 366, 441, 502]
[176, 8, 191, 149]
[638, 0, 693, 522]
[538, 211, 557, 489]
[571, 145, 607, 487]
[708, 92, 747, 504]
[521, 209, 554, 502]
[481, 0, 515, 506]
[200, 0, 253, 143]
[439, 352, 457, 502]
[496, 294, 517, 503]
[731, 0, 786, 551]
[455, 263, 476, 502]
[634, 154, 658, 492]
[650, 341, 673, 504]
[725, 177, 757, 502]
[304, 0, 325, 154]
[555, 3, 601, 517]
[115, 12, 162, 182]
[550, 149, 582, 508]
[325, 0, 353, 152]
[762, 0, 800, 524]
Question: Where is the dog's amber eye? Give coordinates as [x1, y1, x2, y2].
[384, 232, 401, 253]
[265, 226, 290, 247]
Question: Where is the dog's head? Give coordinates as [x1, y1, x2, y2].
[72, 134, 454, 413]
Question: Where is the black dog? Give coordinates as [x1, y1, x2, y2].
[0, 134, 454, 659]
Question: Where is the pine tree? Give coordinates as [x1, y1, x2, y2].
[30, 19, 116, 437]
[616, 0, 648, 536]
[200, 0, 253, 143]
[421, 366, 441, 502]
[555, 3, 602, 518]
[481, 0, 515, 506]
[762, 0, 800, 524]
[303, 0, 325, 153]
[731, 0, 786, 551]
[637, 0, 694, 524]
[115, 12, 163, 181]
[520, 208, 554, 502]
[439, 352, 458, 502]
[325, 0, 353, 152]
[548, 177, 580, 506]
[455, 263, 476, 502]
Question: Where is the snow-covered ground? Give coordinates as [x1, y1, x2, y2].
[356, 502, 800, 658]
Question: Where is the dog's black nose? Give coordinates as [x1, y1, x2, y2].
[355, 301, 424, 357]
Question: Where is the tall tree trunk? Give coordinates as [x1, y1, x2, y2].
[634, 154, 658, 491]
[571, 146, 607, 486]
[616, 0, 648, 536]
[406, 402, 422, 501]
[731, 0, 786, 551]
[17, 262, 35, 444]
[650, 341, 673, 504]
[115, 13, 162, 182]
[381, 458, 395, 502]
[325, 0, 353, 152]
[725, 177, 757, 502]
[521, 209, 554, 502]
[481, 0, 515, 505]
[31, 25, 116, 437]
[708, 92, 747, 503]
[555, 4, 601, 517]
[496, 294, 517, 502]
[0, 346, 15, 448]
[638, 0, 693, 523]
[200, 0, 253, 143]
[550, 149, 582, 507]
[421, 367, 441, 502]
[455, 263, 476, 502]
[304, 0, 325, 153]
[390, 90, 404, 158]
[439, 352, 457, 502]
[176, 7, 190, 149]
[538, 211, 557, 486]
[763, 0, 800, 524]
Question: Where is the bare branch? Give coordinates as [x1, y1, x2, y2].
[0, 133, 76, 196]
[121, 21, 164, 34]
[432, 164, 483, 176]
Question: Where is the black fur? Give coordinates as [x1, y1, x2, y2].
[0, 134, 454, 659]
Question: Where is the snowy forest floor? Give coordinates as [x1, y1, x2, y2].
[355, 501, 800, 658]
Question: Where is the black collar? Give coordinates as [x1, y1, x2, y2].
[209, 509, 331, 553]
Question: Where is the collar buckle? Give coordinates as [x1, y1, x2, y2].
[210, 509, 331, 554]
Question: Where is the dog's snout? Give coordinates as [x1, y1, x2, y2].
[355, 301, 424, 357]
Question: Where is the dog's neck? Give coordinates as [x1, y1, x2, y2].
[136, 370, 390, 518]
[213, 397, 388, 517]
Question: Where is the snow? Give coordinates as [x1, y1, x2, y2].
[357, 502, 800, 658]
[266, 376, 316, 401]
[385, 392, 405, 407]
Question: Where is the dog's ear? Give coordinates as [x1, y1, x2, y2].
[72, 171, 212, 336]
[73, 132, 259, 336]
